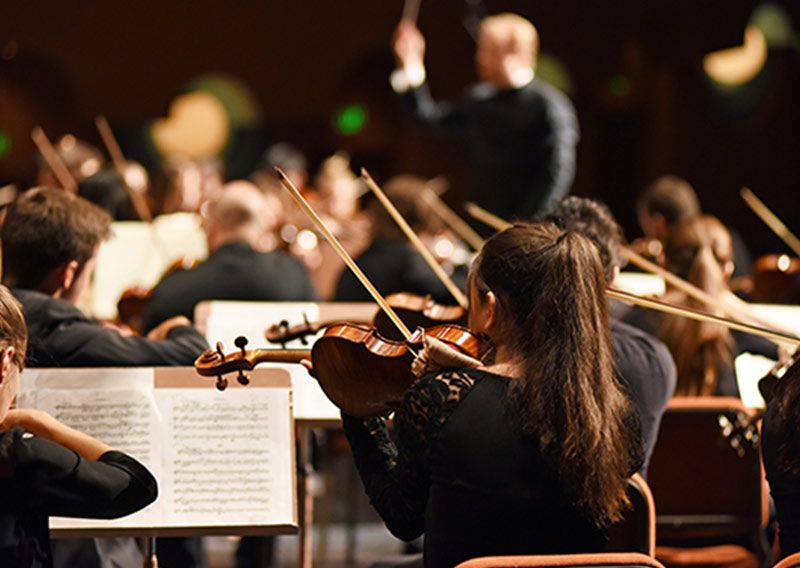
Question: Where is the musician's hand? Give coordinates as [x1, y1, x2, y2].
[101, 320, 136, 337]
[300, 359, 317, 379]
[412, 335, 481, 378]
[393, 20, 425, 70]
[146, 316, 192, 341]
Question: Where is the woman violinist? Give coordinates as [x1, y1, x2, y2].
[625, 215, 778, 397]
[337, 222, 643, 567]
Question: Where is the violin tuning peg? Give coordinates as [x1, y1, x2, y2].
[215, 341, 225, 358]
[237, 370, 250, 386]
[216, 375, 228, 391]
[279, 319, 289, 330]
[234, 336, 248, 356]
[300, 336, 308, 346]
[302, 312, 311, 326]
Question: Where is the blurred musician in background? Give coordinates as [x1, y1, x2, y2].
[391, 13, 578, 222]
[36, 135, 104, 189]
[0, 187, 208, 567]
[542, 196, 676, 475]
[141, 180, 317, 334]
[334, 174, 464, 304]
[624, 215, 776, 398]
[635, 175, 753, 279]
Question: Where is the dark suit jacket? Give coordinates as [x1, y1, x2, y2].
[334, 237, 462, 304]
[142, 241, 317, 333]
[12, 288, 207, 368]
[401, 78, 578, 221]
[611, 318, 677, 477]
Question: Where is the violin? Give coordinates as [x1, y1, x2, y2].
[750, 254, 800, 304]
[264, 292, 466, 346]
[197, 322, 486, 417]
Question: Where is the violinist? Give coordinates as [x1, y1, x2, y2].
[541, 196, 676, 474]
[334, 175, 463, 304]
[0, 188, 206, 567]
[635, 175, 753, 279]
[624, 215, 777, 398]
[35, 135, 104, 190]
[0, 284, 158, 568]
[338, 223, 642, 567]
[141, 180, 317, 334]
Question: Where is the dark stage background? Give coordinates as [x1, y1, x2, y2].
[1, 0, 799, 255]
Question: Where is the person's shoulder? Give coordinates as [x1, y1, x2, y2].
[12, 288, 86, 324]
[611, 317, 676, 379]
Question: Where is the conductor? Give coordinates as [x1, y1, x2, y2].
[391, 13, 579, 221]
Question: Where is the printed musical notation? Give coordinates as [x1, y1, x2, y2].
[18, 367, 296, 534]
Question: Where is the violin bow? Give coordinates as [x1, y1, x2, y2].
[422, 188, 485, 251]
[402, 0, 422, 24]
[464, 201, 512, 232]
[466, 202, 800, 346]
[275, 167, 413, 340]
[741, 187, 800, 258]
[95, 115, 154, 222]
[30, 127, 78, 194]
[608, 288, 800, 347]
[361, 169, 468, 309]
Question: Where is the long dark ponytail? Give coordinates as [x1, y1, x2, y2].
[471, 222, 636, 526]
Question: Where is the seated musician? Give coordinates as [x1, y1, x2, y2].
[624, 215, 777, 397]
[0, 284, 158, 568]
[334, 175, 463, 304]
[1, 188, 207, 568]
[636, 175, 752, 279]
[141, 180, 317, 334]
[1, 187, 208, 367]
[762, 366, 800, 558]
[339, 223, 643, 567]
[541, 196, 676, 474]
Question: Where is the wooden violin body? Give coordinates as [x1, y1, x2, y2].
[198, 322, 487, 418]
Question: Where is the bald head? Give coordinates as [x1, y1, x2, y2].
[203, 181, 275, 252]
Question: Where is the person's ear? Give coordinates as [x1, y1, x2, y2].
[0, 347, 16, 386]
[59, 260, 79, 291]
[483, 291, 498, 333]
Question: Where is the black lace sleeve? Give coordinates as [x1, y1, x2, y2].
[342, 369, 477, 541]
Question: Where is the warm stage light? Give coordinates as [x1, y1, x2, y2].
[151, 91, 230, 159]
[703, 25, 767, 87]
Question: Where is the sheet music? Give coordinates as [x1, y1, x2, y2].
[92, 213, 207, 320]
[157, 388, 293, 527]
[18, 367, 296, 533]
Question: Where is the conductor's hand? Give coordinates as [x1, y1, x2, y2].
[393, 20, 425, 70]
[146, 316, 192, 341]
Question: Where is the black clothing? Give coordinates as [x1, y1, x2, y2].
[343, 368, 643, 568]
[611, 319, 676, 476]
[623, 307, 778, 398]
[142, 241, 317, 334]
[401, 78, 578, 221]
[0, 427, 157, 568]
[334, 237, 460, 304]
[762, 399, 800, 556]
[78, 168, 136, 221]
[12, 288, 207, 368]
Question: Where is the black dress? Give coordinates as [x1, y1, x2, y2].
[762, 400, 800, 557]
[343, 368, 643, 568]
[0, 427, 158, 568]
